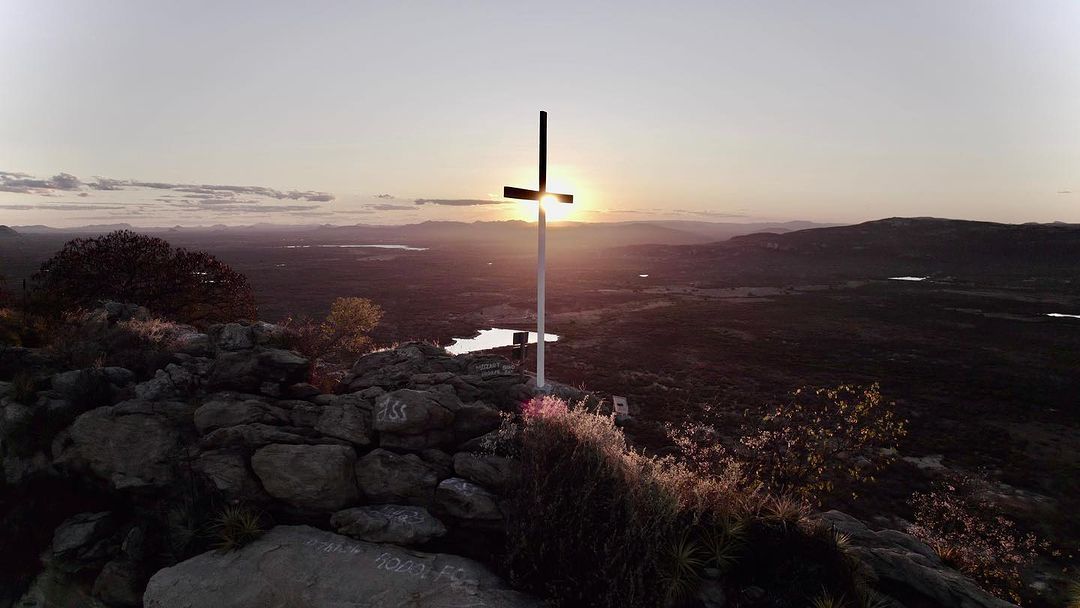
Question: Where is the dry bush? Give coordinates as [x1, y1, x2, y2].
[908, 473, 1046, 603]
[670, 384, 905, 505]
[507, 397, 868, 608]
[117, 317, 186, 349]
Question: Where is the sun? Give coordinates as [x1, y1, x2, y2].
[507, 171, 587, 222]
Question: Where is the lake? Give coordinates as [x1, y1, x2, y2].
[445, 328, 559, 355]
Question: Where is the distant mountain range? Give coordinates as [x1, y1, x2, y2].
[8, 220, 836, 248]
[0, 225, 19, 238]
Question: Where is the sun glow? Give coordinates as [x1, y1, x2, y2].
[507, 169, 589, 222]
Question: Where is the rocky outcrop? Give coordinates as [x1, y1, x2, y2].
[2, 303, 1022, 608]
[143, 526, 541, 608]
[818, 511, 1017, 608]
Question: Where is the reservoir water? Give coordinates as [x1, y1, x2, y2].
[282, 244, 428, 251]
[445, 328, 559, 355]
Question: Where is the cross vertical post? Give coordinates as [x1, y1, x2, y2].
[503, 111, 573, 392]
[537, 111, 547, 390]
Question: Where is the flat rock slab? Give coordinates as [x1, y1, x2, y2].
[143, 525, 541, 608]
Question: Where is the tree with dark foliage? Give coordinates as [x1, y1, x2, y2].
[34, 230, 256, 325]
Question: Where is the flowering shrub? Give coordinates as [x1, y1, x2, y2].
[519, 395, 568, 420]
[908, 473, 1046, 603]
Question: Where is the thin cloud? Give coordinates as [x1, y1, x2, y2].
[0, 172, 82, 193]
[414, 198, 507, 206]
[374, 193, 395, 199]
[0, 203, 126, 211]
[371, 203, 415, 211]
[2, 170, 335, 202]
[1058, 190, 1072, 194]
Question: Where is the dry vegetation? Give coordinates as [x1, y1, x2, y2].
[506, 396, 881, 608]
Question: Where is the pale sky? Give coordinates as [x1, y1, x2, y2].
[1, 0, 1078, 227]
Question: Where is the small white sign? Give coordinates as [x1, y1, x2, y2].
[612, 395, 629, 416]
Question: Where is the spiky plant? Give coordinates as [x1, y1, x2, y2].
[660, 532, 706, 604]
[764, 494, 806, 532]
[810, 589, 848, 608]
[857, 590, 894, 608]
[700, 516, 747, 573]
[211, 504, 264, 552]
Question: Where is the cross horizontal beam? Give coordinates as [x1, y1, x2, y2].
[503, 186, 573, 204]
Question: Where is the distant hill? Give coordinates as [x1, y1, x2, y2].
[727, 217, 1080, 261]
[621, 217, 1080, 281]
[0, 225, 19, 238]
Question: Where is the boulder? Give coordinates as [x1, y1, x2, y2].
[314, 401, 373, 446]
[3, 450, 52, 485]
[372, 389, 454, 435]
[53, 401, 189, 489]
[143, 525, 540, 608]
[212, 323, 256, 351]
[208, 348, 309, 393]
[818, 511, 1016, 608]
[378, 429, 454, 451]
[451, 401, 503, 441]
[355, 448, 440, 506]
[331, 505, 447, 545]
[172, 331, 211, 357]
[134, 364, 197, 401]
[193, 398, 288, 434]
[51, 512, 119, 573]
[251, 443, 359, 511]
[435, 478, 502, 521]
[200, 423, 347, 450]
[452, 452, 521, 492]
[92, 558, 143, 607]
[51, 367, 134, 402]
[194, 450, 267, 501]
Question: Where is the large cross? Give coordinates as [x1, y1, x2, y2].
[503, 110, 573, 391]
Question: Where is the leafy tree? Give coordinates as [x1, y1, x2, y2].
[33, 230, 256, 325]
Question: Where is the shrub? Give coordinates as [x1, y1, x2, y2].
[908, 473, 1046, 603]
[323, 296, 382, 356]
[507, 398, 868, 608]
[33, 230, 256, 326]
[0, 307, 21, 346]
[670, 384, 906, 505]
[280, 297, 383, 370]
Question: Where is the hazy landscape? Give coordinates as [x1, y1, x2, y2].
[4, 2, 1079, 606]
[4, 217, 1078, 558]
